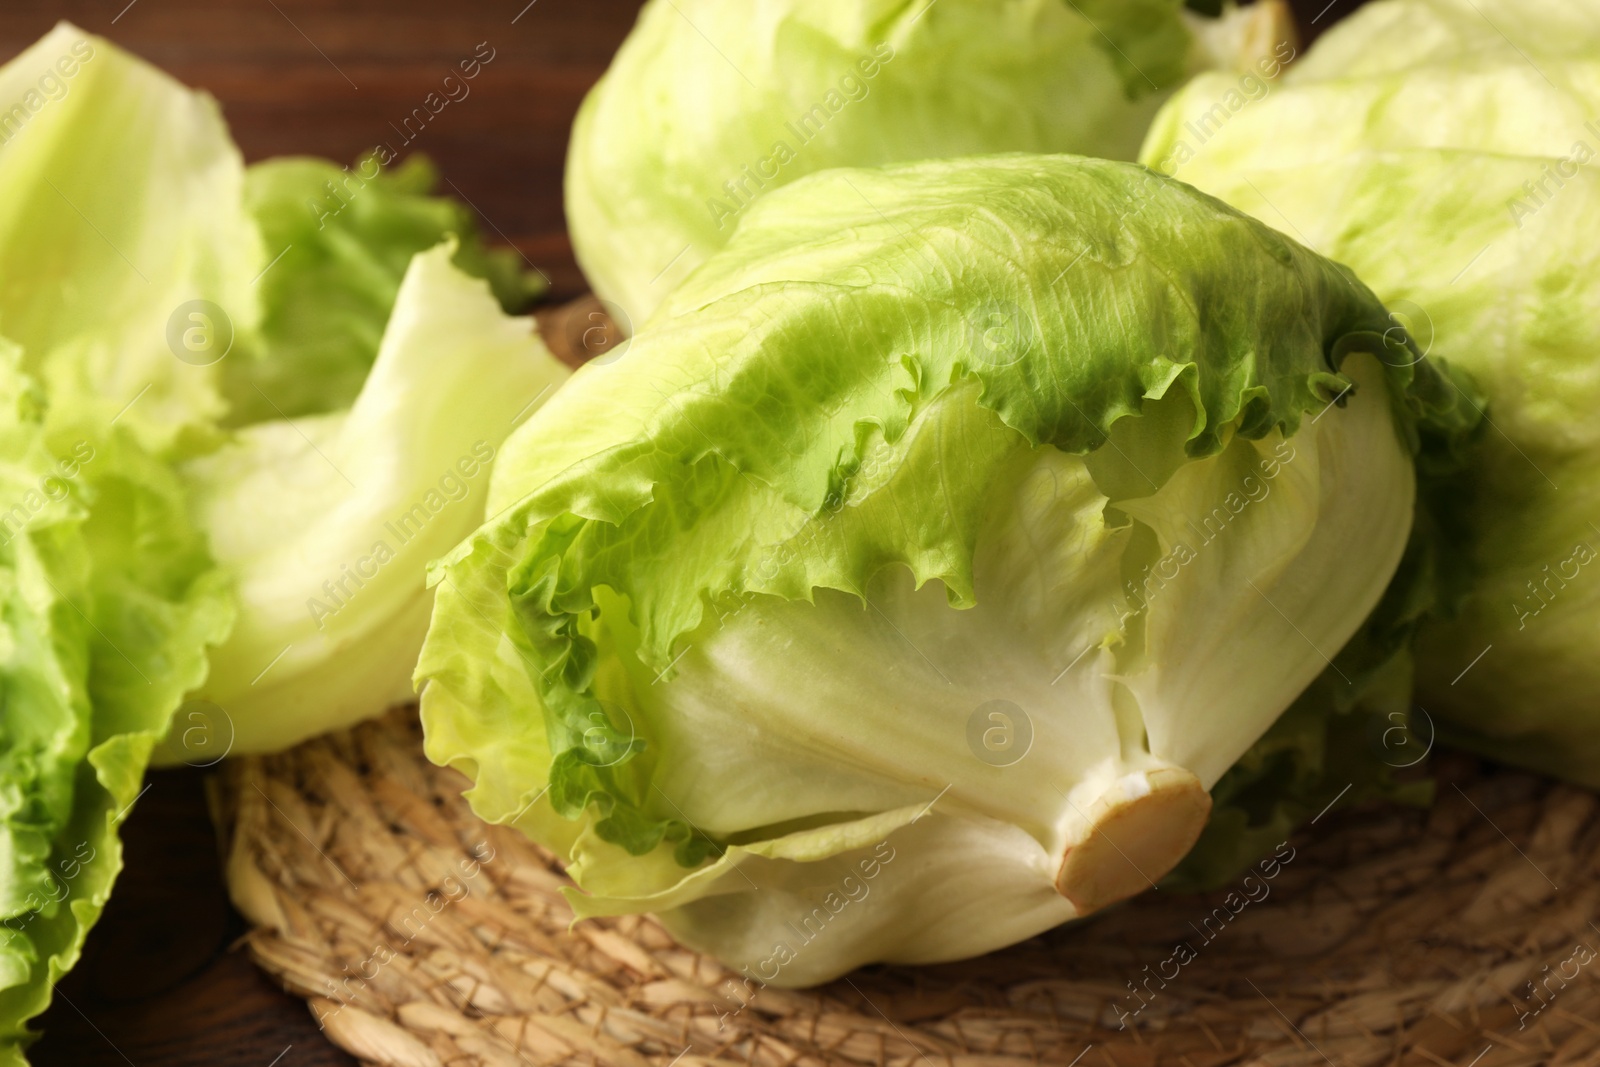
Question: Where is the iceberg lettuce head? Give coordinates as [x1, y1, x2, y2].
[1139, 0, 1600, 786]
[418, 154, 1474, 986]
[0, 24, 236, 1061]
[565, 0, 1295, 326]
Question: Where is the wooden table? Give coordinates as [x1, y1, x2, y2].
[2, 1, 1356, 1062]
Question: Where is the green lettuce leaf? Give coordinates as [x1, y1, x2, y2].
[565, 0, 1286, 326]
[156, 243, 567, 762]
[0, 21, 565, 1056]
[225, 154, 545, 425]
[1138, 0, 1600, 786]
[419, 155, 1475, 985]
[0, 22, 261, 457]
[0, 352, 93, 1008]
[0, 348, 229, 1061]
[0, 26, 237, 1058]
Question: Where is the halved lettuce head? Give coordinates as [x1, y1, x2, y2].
[1139, 0, 1600, 785]
[418, 155, 1474, 986]
[565, 0, 1296, 326]
[0, 25, 237, 1060]
[0, 23, 564, 1056]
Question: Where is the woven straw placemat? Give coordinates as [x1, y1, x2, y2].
[213, 707, 1600, 1067]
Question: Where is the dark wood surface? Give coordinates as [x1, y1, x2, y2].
[5, 1, 1357, 1063]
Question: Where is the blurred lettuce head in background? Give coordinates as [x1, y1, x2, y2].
[418, 154, 1476, 987]
[1139, 0, 1600, 786]
[565, 0, 1296, 327]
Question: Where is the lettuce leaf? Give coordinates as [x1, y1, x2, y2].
[0, 26, 238, 1058]
[0, 18, 574, 1057]
[1139, 0, 1600, 786]
[159, 243, 567, 761]
[225, 154, 545, 425]
[566, 0, 1227, 325]
[0, 349, 229, 1061]
[0, 22, 260, 457]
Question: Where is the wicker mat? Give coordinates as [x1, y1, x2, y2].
[212, 707, 1600, 1067]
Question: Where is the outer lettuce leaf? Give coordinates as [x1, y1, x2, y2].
[1164, 533, 1441, 888]
[1, 20, 562, 1055]
[225, 154, 545, 425]
[420, 156, 1475, 984]
[1168, 374, 1475, 887]
[1287, 0, 1600, 78]
[566, 0, 1233, 325]
[0, 349, 229, 1061]
[0, 22, 261, 456]
[0, 25, 237, 1060]
[0, 352, 92, 987]
[156, 243, 568, 762]
[1138, 0, 1600, 786]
